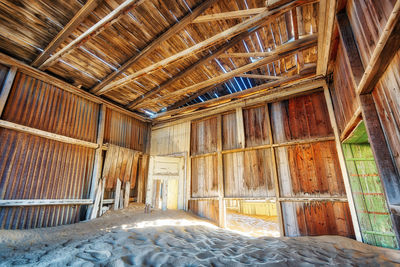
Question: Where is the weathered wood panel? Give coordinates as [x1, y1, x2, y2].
[0, 128, 95, 229]
[282, 201, 355, 237]
[191, 155, 218, 198]
[330, 44, 359, 132]
[222, 112, 239, 150]
[372, 49, 400, 174]
[243, 105, 270, 147]
[191, 116, 218, 155]
[104, 108, 150, 152]
[0, 63, 8, 88]
[102, 145, 140, 190]
[270, 92, 333, 143]
[188, 199, 219, 224]
[151, 122, 190, 155]
[223, 149, 275, 197]
[346, 0, 396, 67]
[2, 72, 99, 142]
[275, 141, 346, 197]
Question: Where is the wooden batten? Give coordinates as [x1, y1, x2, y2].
[192, 8, 266, 23]
[0, 199, 93, 207]
[0, 66, 17, 116]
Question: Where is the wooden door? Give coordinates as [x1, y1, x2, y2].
[147, 156, 184, 210]
[343, 122, 398, 248]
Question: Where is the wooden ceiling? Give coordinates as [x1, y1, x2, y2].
[0, 0, 334, 119]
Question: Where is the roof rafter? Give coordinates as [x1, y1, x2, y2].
[90, 0, 218, 94]
[143, 34, 318, 108]
[218, 52, 273, 58]
[38, 0, 145, 70]
[96, 0, 317, 96]
[31, 0, 101, 68]
[236, 74, 283, 79]
[192, 8, 266, 23]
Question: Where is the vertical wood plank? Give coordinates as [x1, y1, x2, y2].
[124, 181, 130, 208]
[90, 179, 103, 220]
[323, 84, 362, 241]
[236, 107, 245, 148]
[87, 104, 106, 220]
[185, 121, 192, 210]
[114, 178, 121, 210]
[266, 104, 285, 237]
[217, 115, 225, 227]
[0, 66, 17, 116]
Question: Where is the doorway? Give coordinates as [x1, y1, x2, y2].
[343, 121, 398, 248]
[147, 156, 184, 210]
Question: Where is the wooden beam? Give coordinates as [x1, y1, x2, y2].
[0, 199, 93, 206]
[336, 12, 364, 85]
[316, 0, 336, 75]
[39, 0, 145, 70]
[0, 120, 99, 148]
[218, 52, 273, 58]
[236, 107, 245, 148]
[87, 104, 106, 220]
[236, 74, 282, 79]
[153, 76, 324, 127]
[97, 0, 317, 95]
[0, 52, 150, 122]
[31, 0, 101, 68]
[216, 115, 226, 228]
[0, 66, 17, 116]
[267, 0, 295, 10]
[90, 0, 218, 94]
[90, 179, 103, 219]
[359, 94, 400, 242]
[357, 1, 400, 94]
[192, 8, 266, 23]
[146, 34, 317, 107]
[323, 84, 362, 241]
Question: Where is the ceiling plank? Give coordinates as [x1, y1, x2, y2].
[96, 0, 317, 95]
[218, 52, 273, 58]
[235, 74, 283, 79]
[38, 0, 145, 70]
[125, 31, 255, 109]
[356, 0, 400, 95]
[143, 34, 317, 107]
[192, 8, 266, 23]
[31, 0, 101, 68]
[90, 0, 218, 94]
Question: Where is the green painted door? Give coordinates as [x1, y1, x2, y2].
[343, 122, 398, 249]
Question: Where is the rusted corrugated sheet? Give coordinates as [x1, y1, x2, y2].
[243, 105, 270, 147]
[223, 149, 275, 197]
[1, 72, 99, 142]
[222, 112, 238, 150]
[373, 49, 400, 174]
[0, 128, 95, 229]
[275, 141, 345, 197]
[347, 0, 395, 67]
[191, 155, 218, 198]
[104, 108, 150, 152]
[191, 116, 217, 155]
[282, 201, 355, 238]
[188, 199, 219, 224]
[330, 44, 359, 133]
[270, 92, 333, 143]
[102, 144, 139, 190]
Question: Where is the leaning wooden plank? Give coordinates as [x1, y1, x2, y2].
[124, 181, 131, 208]
[357, 1, 400, 94]
[0, 66, 17, 116]
[0, 120, 98, 148]
[147, 35, 317, 105]
[114, 178, 122, 210]
[98, 0, 316, 95]
[99, 178, 106, 215]
[119, 188, 124, 209]
[192, 8, 266, 23]
[90, 0, 218, 94]
[90, 179, 103, 219]
[0, 199, 93, 206]
[31, 0, 101, 68]
[39, 0, 146, 70]
[267, 0, 295, 10]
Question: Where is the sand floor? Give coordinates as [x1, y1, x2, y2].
[0, 204, 399, 266]
[226, 210, 280, 237]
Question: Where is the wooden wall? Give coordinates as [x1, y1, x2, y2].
[0, 69, 150, 229]
[185, 90, 354, 237]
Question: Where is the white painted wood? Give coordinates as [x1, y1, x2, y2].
[0, 199, 93, 206]
[114, 178, 122, 210]
[0, 66, 17, 116]
[323, 84, 362, 242]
